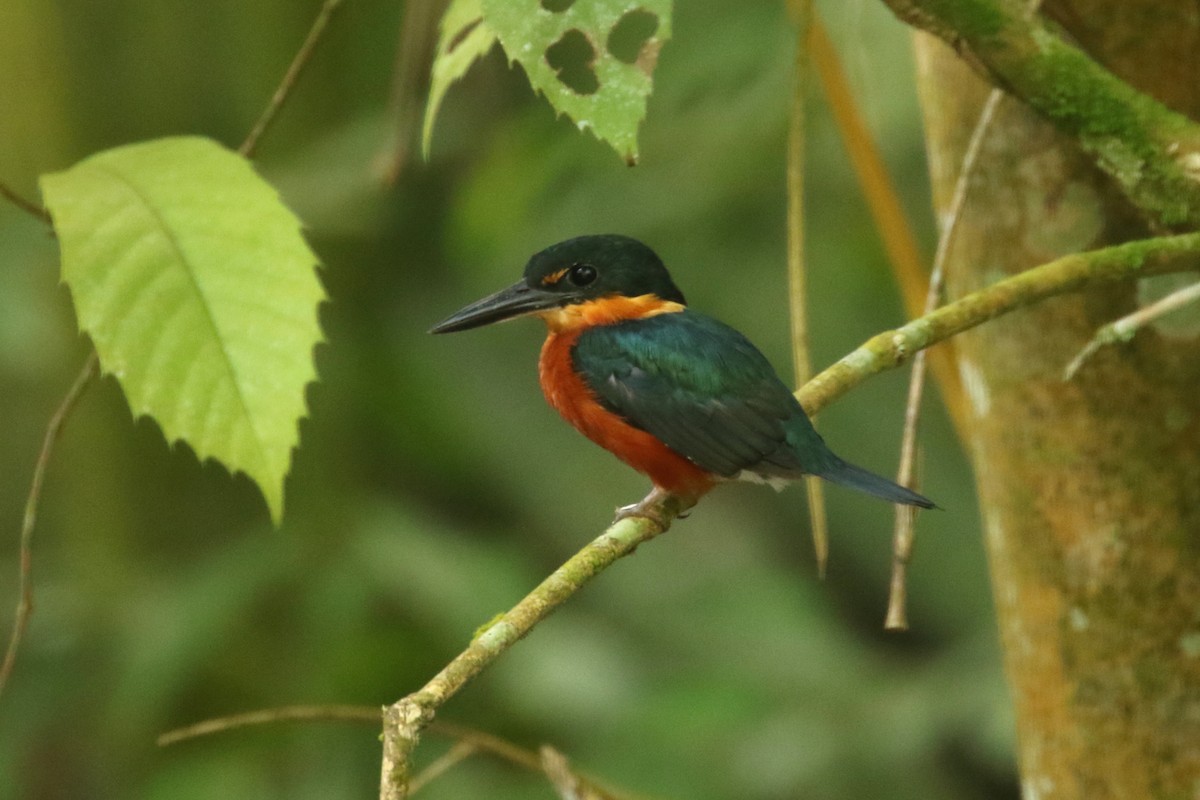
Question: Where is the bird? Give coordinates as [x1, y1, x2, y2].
[430, 234, 934, 522]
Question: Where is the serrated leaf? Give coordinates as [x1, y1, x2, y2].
[481, 0, 672, 164]
[40, 136, 324, 524]
[423, 0, 499, 158]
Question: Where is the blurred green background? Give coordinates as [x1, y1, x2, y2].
[0, 1, 1013, 797]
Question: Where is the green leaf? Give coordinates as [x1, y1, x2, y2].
[422, 0, 499, 158]
[481, 0, 672, 164]
[41, 136, 324, 524]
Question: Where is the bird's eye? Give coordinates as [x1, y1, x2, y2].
[568, 263, 597, 286]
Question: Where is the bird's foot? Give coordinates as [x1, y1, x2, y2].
[613, 488, 694, 529]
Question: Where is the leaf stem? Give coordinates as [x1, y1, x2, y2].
[0, 180, 52, 226]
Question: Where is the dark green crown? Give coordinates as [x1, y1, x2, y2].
[523, 235, 687, 305]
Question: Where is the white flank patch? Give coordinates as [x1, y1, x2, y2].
[734, 470, 791, 491]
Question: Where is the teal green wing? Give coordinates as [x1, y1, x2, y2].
[571, 311, 829, 478]
[572, 310, 936, 507]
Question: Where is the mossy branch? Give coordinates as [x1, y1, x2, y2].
[797, 232, 1200, 414]
[878, 0, 1200, 229]
[1064, 277, 1200, 379]
[380, 492, 692, 800]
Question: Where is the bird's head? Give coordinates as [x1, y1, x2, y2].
[430, 234, 686, 333]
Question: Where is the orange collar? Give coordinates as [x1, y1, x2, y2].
[538, 294, 684, 332]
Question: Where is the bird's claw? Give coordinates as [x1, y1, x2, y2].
[613, 501, 663, 527]
[612, 488, 689, 528]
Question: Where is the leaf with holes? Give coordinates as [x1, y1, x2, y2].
[481, 0, 671, 164]
[423, 0, 499, 158]
[41, 136, 324, 524]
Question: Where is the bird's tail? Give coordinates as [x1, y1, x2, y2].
[810, 455, 936, 509]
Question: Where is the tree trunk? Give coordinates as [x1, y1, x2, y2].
[912, 4, 1200, 797]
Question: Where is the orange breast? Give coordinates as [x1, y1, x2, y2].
[538, 326, 716, 500]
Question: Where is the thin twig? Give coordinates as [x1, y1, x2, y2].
[157, 705, 538, 763]
[408, 740, 477, 795]
[541, 745, 613, 800]
[1064, 278, 1200, 379]
[239, 0, 346, 158]
[440, 723, 645, 799]
[428, 721, 541, 771]
[0, 352, 99, 700]
[785, 0, 829, 578]
[797, 233, 1200, 416]
[885, 0, 1043, 628]
[159, 706, 644, 799]
[380, 492, 691, 800]
[0, 180, 53, 226]
[541, 746, 586, 800]
[159, 708, 539, 770]
[884, 87, 1005, 630]
[434, 722, 644, 799]
[156, 703, 380, 746]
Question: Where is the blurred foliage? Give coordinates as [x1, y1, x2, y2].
[479, 0, 671, 162]
[423, 0, 497, 158]
[0, 1, 1014, 798]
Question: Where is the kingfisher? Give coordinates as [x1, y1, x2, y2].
[431, 235, 933, 521]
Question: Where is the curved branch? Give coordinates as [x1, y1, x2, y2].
[380, 492, 691, 799]
[878, 0, 1200, 229]
[157, 703, 379, 746]
[797, 232, 1200, 414]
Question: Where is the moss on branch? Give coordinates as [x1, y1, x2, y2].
[797, 233, 1200, 414]
[881, 0, 1200, 229]
[380, 492, 692, 800]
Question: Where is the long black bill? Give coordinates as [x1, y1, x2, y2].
[429, 280, 563, 333]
